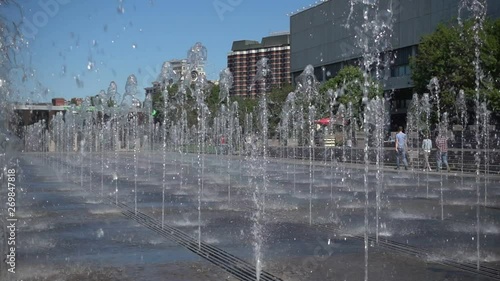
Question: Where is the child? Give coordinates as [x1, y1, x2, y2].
[422, 133, 432, 171]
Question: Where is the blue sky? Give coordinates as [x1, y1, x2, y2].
[12, 0, 318, 102]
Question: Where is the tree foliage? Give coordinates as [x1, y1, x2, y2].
[319, 65, 383, 122]
[268, 84, 293, 137]
[230, 84, 292, 137]
[410, 19, 500, 122]
[206, 83, 221, 118]
[150, 80, 292, 138]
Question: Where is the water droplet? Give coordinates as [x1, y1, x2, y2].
[117, 0, 125, 14]
[74, 76, 84, 88]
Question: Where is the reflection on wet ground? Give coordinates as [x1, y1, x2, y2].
[4, 152, 500, 280]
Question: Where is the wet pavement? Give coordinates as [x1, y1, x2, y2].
[1, 152, 499, 280]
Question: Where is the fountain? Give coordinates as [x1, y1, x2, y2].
[456, 90, 468, 181]
[421, 93, 432, 197]
[185, 42, 211, 248]
[108, 81, 121, 204]
[460, 0, 488, 270]
[122, 74, 141, 214]
[219, 68, 234, 203]
[294, 65, 320, 226]
[158, 61, 175, 229]
[1, 1, 500, 281]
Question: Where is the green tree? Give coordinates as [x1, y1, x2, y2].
[319, 65, 383, 123]
[268, 84, 293, 138]
[410, 19, 500, 122]
[152, 86, 165, 124]
[206, 83, 221, 118]
[227, 84, 292, 137]
[107, 99, 116, 108]
[152, 83, 180, 124]
[232, 95, 259, 128]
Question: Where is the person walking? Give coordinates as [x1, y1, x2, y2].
[395, 126, 408, 170]
[421, 133, 432, 171]
[435, 132, 450, 172]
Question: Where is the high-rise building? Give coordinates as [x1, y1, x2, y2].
[227, 33, 291, 97]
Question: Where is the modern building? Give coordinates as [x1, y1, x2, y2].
[227, 33, 291, 97]
[290, 0, 500, 126]
[169, 59, 205, 81]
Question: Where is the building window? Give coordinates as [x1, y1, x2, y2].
[395, 99, 407, 109]
[391, 65, 411, 77]
[393, 46, 413, 66]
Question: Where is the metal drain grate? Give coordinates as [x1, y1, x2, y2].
[109, 199, 283, 281]
[347, 234, 500, 280]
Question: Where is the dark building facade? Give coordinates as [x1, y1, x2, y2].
[228, 33, 291, 97]
[290, 0, 500, 126]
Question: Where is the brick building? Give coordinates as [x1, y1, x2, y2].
[227, 33, 291, 97]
